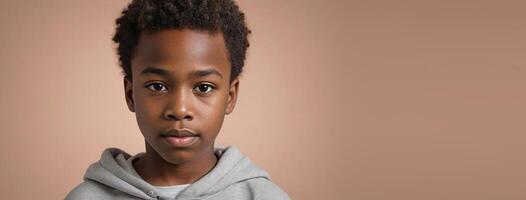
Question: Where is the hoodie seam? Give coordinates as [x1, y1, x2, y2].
[174, 152, 245, 199]
[203, 156, 246, 194]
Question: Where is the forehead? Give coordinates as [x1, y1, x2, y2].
[131, 29, 230, 78]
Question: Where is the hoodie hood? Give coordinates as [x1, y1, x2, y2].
[83, 146, 271, 199]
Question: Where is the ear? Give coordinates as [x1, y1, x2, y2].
[225, 77, 240, 115]
[124, 77, 135, 112]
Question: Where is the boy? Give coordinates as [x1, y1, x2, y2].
[65, 0, 291, 199]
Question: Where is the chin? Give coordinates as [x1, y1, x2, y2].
[159, 145, 202, 164]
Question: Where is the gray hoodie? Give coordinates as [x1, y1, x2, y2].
[65, 146, 291, 200]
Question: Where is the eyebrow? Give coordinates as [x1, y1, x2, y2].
[140, 66, 223, 79]
[193, 68, 223, 79]
[140, 66, 169, 76]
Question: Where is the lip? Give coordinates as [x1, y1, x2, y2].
[163, 135, 199, 148]
[161, 128, 198, 137]
[161, 128, 199, 148]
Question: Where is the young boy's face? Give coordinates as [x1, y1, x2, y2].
[124, 29, 239, 164]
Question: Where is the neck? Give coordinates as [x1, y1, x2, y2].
[134, 142, 218, 186]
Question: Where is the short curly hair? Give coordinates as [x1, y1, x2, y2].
[112, 0, 251, 82]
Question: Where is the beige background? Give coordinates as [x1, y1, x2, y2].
[0, 0, 525, 199]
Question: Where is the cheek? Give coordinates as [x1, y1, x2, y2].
[197, 93, 228, 128]
[134, 96, 162, 132]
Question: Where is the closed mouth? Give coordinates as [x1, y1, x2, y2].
[162, 135, 199, 147]
[161, 128, 198, 137]
[160, 128, 199, 148]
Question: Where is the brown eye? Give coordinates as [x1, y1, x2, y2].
[146, 82, 167, 92]
[193, 84, 215, 94]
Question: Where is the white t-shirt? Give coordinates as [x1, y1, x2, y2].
[117, 153, 190, 199]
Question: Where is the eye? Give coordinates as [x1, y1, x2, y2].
[146, 82, 168, 92]
[193, 83, 215, 94]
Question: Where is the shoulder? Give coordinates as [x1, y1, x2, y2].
[237, 178, 292, 200]
[65, 181, 111, 200]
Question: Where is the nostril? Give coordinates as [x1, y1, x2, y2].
[166, 114, 176, 120]
[163, 111, 193, 121]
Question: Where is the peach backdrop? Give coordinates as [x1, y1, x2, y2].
[0, 0, 524, 200]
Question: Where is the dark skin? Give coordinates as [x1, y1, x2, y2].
[124, 29, 239, 186]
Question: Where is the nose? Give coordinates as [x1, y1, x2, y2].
[163, 87, 194, 121]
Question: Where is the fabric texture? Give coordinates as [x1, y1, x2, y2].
[65, 146, 291, 200]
